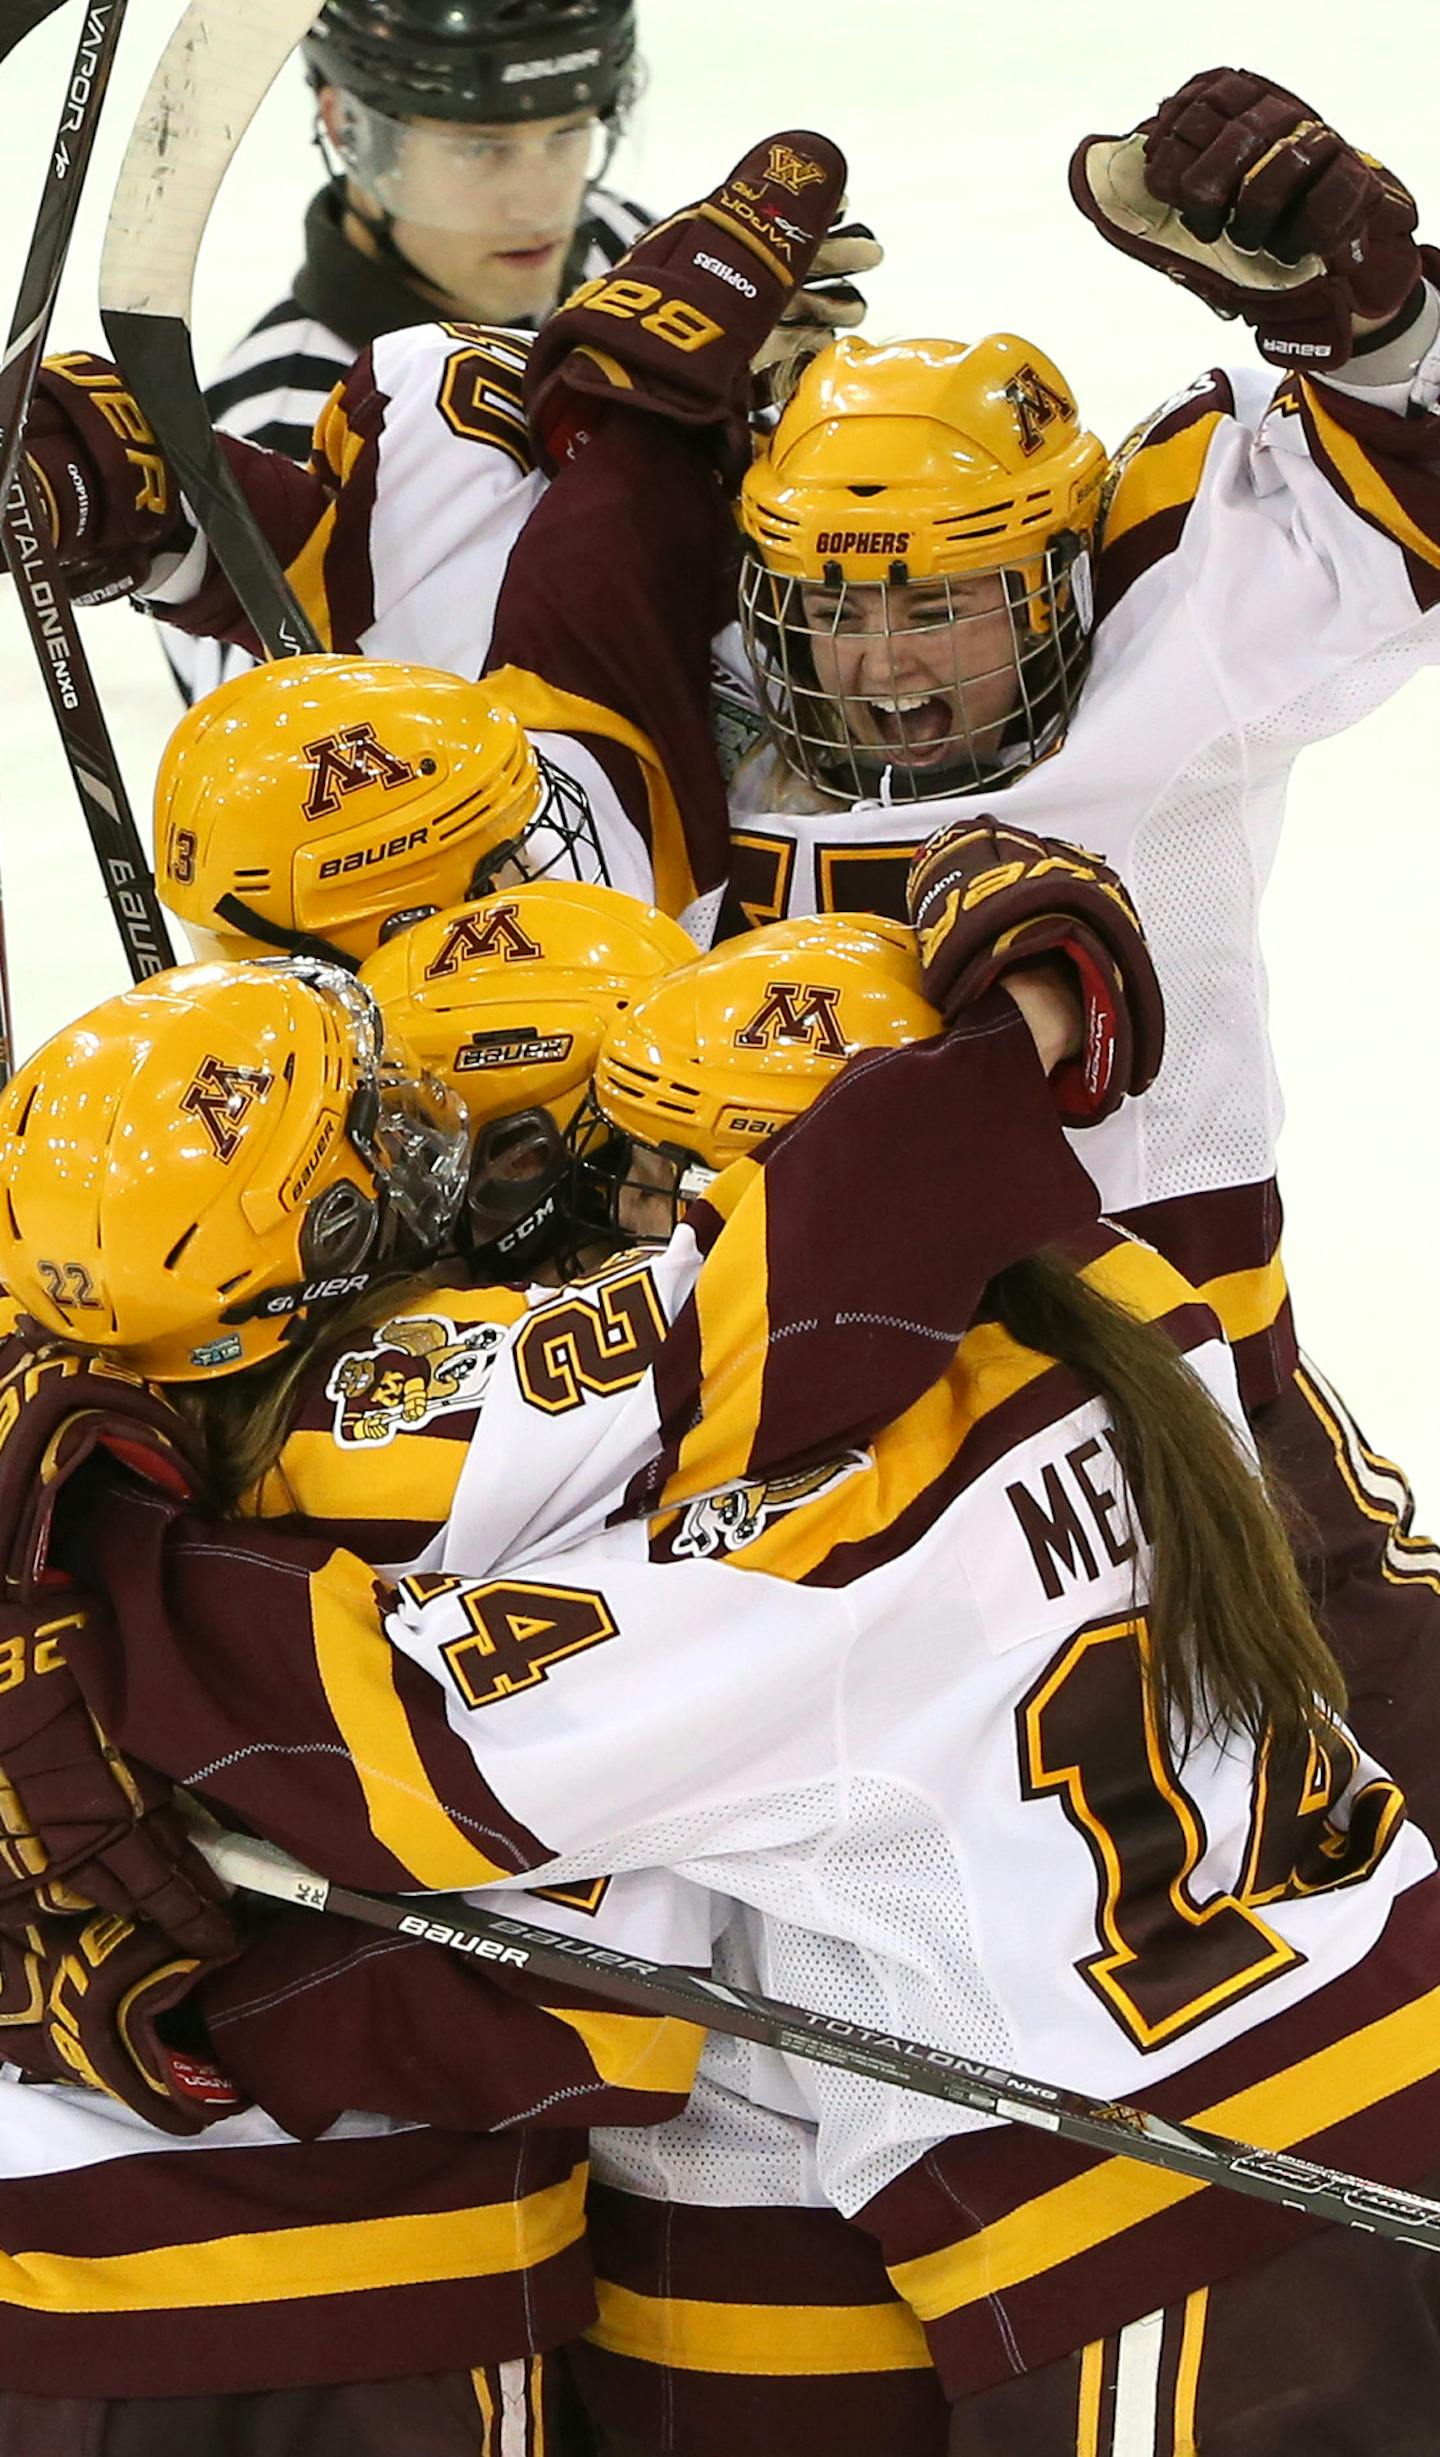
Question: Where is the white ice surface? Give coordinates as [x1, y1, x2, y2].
[0, 1, 1435, 1517]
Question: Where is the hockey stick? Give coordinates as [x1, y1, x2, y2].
[0, 0, 68, 71]
[98, 0, 324, 659]
[200, 1824, 1440, 2259]
[0, 0, 175, 1019]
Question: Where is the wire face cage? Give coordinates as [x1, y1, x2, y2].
[737, 535, 1094, 805]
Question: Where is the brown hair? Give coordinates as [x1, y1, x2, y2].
[987, 1249, 1343, 1752]
[169, 1271, 437, 1513]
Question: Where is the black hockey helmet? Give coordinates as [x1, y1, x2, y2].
[305, 0, 639, 126]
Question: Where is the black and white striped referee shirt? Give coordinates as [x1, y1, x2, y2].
[163, 178, 652, 703]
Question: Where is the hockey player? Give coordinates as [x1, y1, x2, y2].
[1, 847, 1439, 2452]
[0, 952, 717, 2453]
[520, 69, 1440, 1867]
[164, 0, 651, 703]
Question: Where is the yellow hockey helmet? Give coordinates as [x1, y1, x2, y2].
[738, 333, 1107, 802]
[0, 961, 470, 1379]
[155, 654, 608, 968]
[572, 914, 939, 1239]
[360, 881, 694, 1271]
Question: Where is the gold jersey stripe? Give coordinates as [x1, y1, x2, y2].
[485, 663, 700, 921]
[1172, 2285, 1208, 2455]
[282, 384, 380, 647]
[0, 2162, 585, 2315]
[283, 500, 337, 652]
[554, 2002, 703, 2096]
[1301, 381, 1440, 572]
[310, 1546, 508, 1886]
[1196, 1250, 1288, 1347]
[712, 1236, 1201, 1585]
[1295, 1367, 1399, 1533]
[587, 2278, 932, 2375]
[1077, 2335, 1105, 2456]
[664, 1164, 773, 1502]
[245, 1427, 469, 1524]
[1100, 413, 1224, 552]
[888, 1975, 1440, 2322]
[310, 385, 369, 491]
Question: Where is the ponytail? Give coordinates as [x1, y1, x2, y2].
[987, 1249, 1343, 1751]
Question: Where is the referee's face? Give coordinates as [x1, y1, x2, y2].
[343, 107, 601, 323]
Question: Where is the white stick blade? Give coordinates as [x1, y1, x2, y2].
[100, 0, 324, 320]
[193, 1824, 332, 1908]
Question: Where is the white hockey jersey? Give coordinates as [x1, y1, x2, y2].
[375, 1160, 1440, 2394]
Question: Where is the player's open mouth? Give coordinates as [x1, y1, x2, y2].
[865, 693, 955, 758]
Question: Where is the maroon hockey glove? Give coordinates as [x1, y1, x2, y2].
[1070, 68, 1424, 370]
[525, 130, 847, 470]
[0, 1907, 243, 2136]
[906, 819, 1165, 1125]
[20, 352, 186, 593]
[0, 1334, 231, 1956]
[0, 1602, 237, 1957]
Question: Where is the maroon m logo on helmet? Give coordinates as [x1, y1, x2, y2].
[733, 981, 847, 1056]
[1003, 364, 1073, 458]
[302, 724, 417, 820]
[423, 902, 545, 979]
[180, 1055, 274, 1161]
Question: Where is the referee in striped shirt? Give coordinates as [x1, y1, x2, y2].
[165, 0, 650, 704]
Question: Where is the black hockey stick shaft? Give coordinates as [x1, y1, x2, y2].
[3, 468, 174, 984]
[0, 0, 125, 514]
[202, 1826, 1440, 2260]
[99, 0, 325, 660]
[0, 0, 175, 1006]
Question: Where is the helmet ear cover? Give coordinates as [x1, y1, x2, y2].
[299, 1177, 381, 1282]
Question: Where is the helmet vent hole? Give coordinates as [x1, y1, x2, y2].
[283, 1054, 297, 1084]
[217, 1271, 248, 1295]
[2, 1193, 17, 1239]
[13, 1085, 37, 1136]
[163, 1225, 199, 1273]
[849, 484, 884, 497]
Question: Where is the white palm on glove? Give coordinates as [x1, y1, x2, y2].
[753, 213, 884, 407]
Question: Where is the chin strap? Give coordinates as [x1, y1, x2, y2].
[212, 894, 358, 971]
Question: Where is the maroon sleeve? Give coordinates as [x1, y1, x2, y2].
[488, 411, 738, 894]
[63, 1485, 544, 1895]
[1288, 354, 1440, 612]
[199, 1903, 698, 2142]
